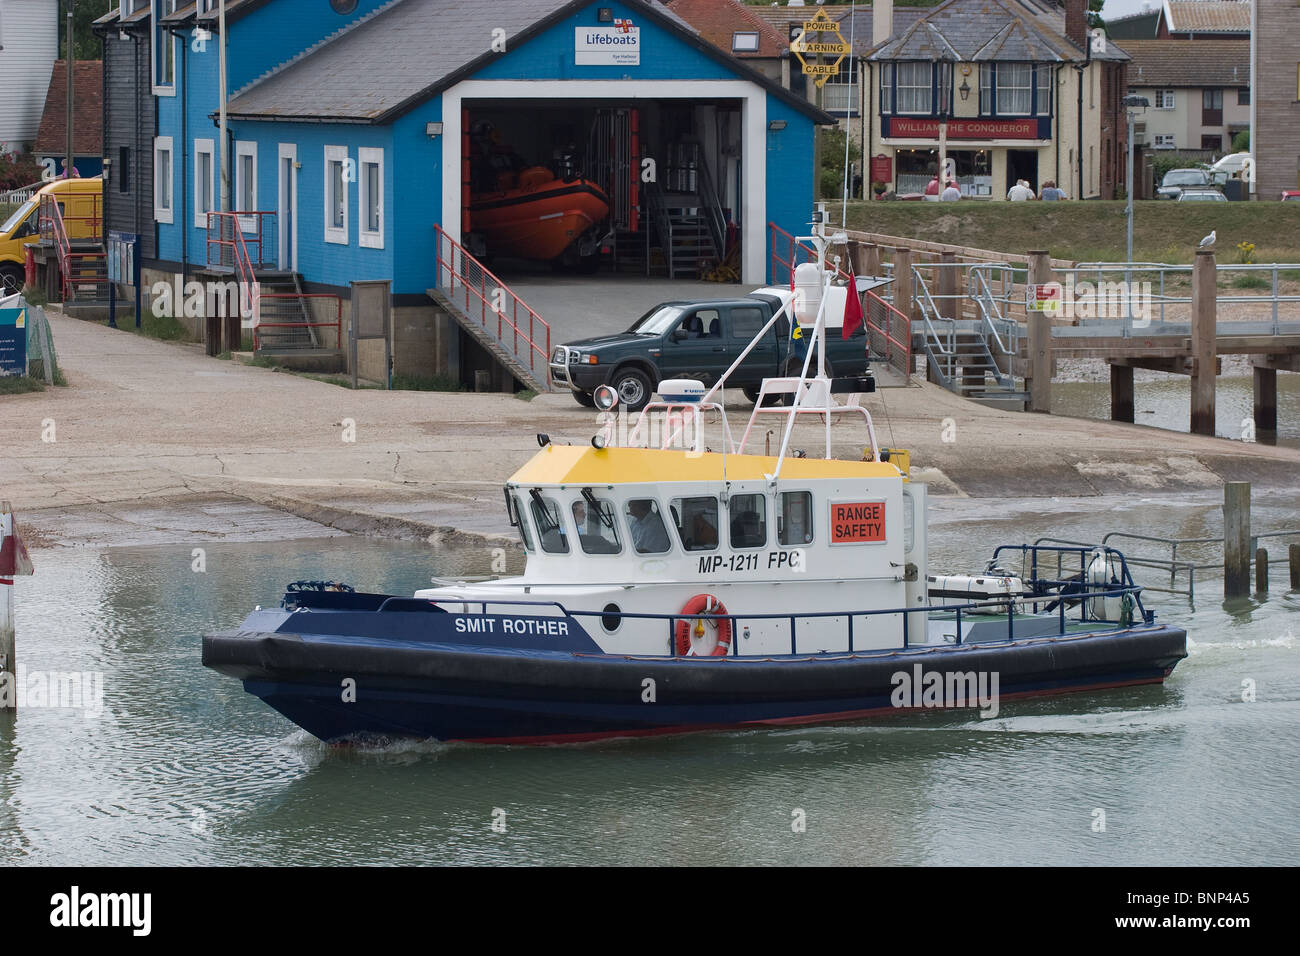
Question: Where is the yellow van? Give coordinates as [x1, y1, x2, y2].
[0, 176, 103, 293]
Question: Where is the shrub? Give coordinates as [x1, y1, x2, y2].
[0, 150, 43, 192]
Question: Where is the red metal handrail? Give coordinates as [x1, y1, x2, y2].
[252, 294, 343, 352]
[769, 221, 911, 379]
[38, 192, 106, 301]
[433, 225, 551, 384]
[206, 212, 260, 329]
[205, 210, 275, 270]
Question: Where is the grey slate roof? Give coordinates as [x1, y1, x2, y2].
[223, 0, 833, 125]
[837, 8, 933, 56]
[869, 0, 1128, 63]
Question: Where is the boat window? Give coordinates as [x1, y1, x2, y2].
[572, 497, 621, 555]
[670, 496, 719, 552]
[625, 499, 672, 554]
[529, 495, 569, 554]
[728, 494, 767, 549]
[778, 491, 814, 545]
[512, 494, 535, 552]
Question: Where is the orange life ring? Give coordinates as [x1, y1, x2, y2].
[675, 594, 732, 657]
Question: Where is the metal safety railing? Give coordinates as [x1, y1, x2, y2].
[37, 191, 105, 303]
[433, 224, 551, 383]
[253, 294, 343, 352]
[206, 212, 261, 330]
[206, 210, 274, 271]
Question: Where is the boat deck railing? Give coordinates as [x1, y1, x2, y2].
[429, 552, 1151, 658]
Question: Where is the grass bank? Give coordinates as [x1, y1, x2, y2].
[834, 200, 1300, 264]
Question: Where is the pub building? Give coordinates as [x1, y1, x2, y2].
[860, 0, 1128, 200]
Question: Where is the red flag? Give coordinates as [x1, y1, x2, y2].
[841, 262, 863, 340]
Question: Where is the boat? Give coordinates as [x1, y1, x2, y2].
[468, 166, 610, 263]
[202, 207, 1187, 745]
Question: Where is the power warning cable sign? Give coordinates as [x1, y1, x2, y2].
[830, 501, 886, 543]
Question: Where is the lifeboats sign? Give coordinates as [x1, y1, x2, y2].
[576, 20, 640, 66]
[830, 501, 887, 544]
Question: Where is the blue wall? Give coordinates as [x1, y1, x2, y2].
[764, 93, 816, 270]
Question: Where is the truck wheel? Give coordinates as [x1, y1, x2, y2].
[742, 384, 781, 407]
[611, 367, 653, 412]
[0, 265, 23, 296]
[572, 390, 596, 408]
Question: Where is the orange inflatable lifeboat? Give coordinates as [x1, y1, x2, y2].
[469, 166, 610, 262]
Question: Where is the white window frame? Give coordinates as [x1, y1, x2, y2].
[823, 58, 858, 115]
[1035, 64, 1052, 115]
[151, 0, 177, 96]
[896, 61, 932, 115]
[324, 145, 349, 245]
[881, 63, 894, 114]
[194, 138, 215, 229]
[122, 0, 136, 16]
[357, 147, 384, 249]
[1154, 133, 1176, 148]
[153, 135, 173, 224]
[732, 32, 759, 53]
[1157, 89, 1176, 110]
[235, 140, 258, 232]
[996, 63, 1033, 116]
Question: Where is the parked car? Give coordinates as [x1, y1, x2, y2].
[550, 288, 873, 411]
[0, 176, 102, 294]
[1177, 188, 1227, 202]
[1157, 168, 1210, 200]
[1281, 190, 1300, 202]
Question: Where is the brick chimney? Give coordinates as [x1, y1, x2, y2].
[1065, 0, 1088, 51]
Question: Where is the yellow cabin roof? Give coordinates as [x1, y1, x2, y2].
[507, 445, 902, 486]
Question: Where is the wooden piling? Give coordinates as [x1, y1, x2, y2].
[937, 251, 958, 320]
[893, 246, 914, 324]
[1, 500, 14, 710]
[1110, 363, 1135, 423]
[1290, 544, 1300, 591]
[1253, 365, 1278, 435]
[1223, 482, 1251, 598]
[864, 243, 881, 278]
[1027, 250, 1052, 413]
[1256, 548, 1268, 593]
[1190, 249, 1217, 436]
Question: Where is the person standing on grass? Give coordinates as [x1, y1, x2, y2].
[1007, 179, 1035, 201]
[941, 180, 961, 201]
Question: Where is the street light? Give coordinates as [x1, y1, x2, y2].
[1122, 94, 1149, 265]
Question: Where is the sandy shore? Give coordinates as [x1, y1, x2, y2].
[4, 309, 1297, 549]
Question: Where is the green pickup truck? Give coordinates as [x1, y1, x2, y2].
[550, 288, 873, 410]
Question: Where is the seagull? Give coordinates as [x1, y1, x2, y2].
[1198, 229, 1216, 248]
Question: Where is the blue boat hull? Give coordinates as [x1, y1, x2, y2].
[203, 619, 1188, 745]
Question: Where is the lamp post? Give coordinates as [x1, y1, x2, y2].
[1122, 94, 1149, 334]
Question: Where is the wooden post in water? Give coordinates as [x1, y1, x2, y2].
[1, 501, 15, 710]
[1256, 548, 1268, 593]
[1223, 482, 1251, 598]
[1110, 363, 1135, 423]
[1190, 248, 1217, 436]
[1290, 544, 1300, 591]
[1253, 363, 1278, 436]
[1026, 250, 1052, 413]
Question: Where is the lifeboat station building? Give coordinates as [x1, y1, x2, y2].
[860, 0, 1128, 200]
[93, 0, 832, 389]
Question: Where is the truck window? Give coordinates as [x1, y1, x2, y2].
[628, 304, 684, 336]
[728, 494, 767, 549]
[696, 309, 721, 338]
[730, 307, 765, 339]
[670, 496, 719, 551]
[1, 200, 36, 237]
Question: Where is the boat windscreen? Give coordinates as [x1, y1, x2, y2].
[628, 304, 684, 336]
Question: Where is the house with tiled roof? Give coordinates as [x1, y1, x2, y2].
[1157, 0, 1250, 37]
[1123, 38, 1249, 153]
[33, 61, 104, 179]
[861, 0, 1129, 200]
[666, 0, 789, 85]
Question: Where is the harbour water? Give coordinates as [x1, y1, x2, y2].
[1052, 373, 1300, 449]
[3, 491, 1297, 866]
